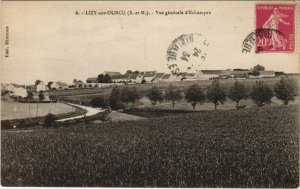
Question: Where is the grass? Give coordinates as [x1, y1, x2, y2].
[1, 101, 75, 120]
[1, 105, 299, 187]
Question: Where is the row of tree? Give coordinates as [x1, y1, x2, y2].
[90, 76, 298, 111]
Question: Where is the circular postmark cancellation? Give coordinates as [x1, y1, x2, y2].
[242, 28, 286, 53]
[166, 33, 209, 75]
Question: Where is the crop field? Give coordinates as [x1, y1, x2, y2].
[1, 105, 299, 187]
[1, 101, 75, 120]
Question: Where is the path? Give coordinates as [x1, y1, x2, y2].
[56, 103, 104, 122]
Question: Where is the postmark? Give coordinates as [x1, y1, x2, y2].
[166, 33, 209, 75]
[255, 4, 295, 53]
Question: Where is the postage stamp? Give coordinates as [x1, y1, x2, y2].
[255, 4, 295, 53]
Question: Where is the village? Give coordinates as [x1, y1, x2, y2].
[1, 67, 282, 102]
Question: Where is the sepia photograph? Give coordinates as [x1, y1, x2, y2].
[1, 1, 299, 187]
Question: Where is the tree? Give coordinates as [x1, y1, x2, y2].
[109, 86, 124, 110]
[133, 71, 139, 74]
[165, 84, 183, 109]
[35, 80, 42, 86]
[250, 81, 273, 107]
[185, 84, 206, 111]
[207, 80, 227, 110]
[274, 76, 298, 105]
[125, 70, 133, 75]
[251, 64, 265, 76]
[44, 113, 56, 127]
[26, 91, 34, 100]
[47, 81, 53, 89]
[228, 81, 248, 108]
[98, 74, 112, 83]
[147, 86, 164, 105]
[90, 97, 106, 108]
[253, 64, 265, 71]
[121, 86, 140, 105]
[38, 91, 45, 101]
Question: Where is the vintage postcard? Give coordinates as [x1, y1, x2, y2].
[1, 1, 299, 187]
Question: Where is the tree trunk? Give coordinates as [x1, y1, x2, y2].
[172, 101, 175, 109]
[192, 103, 196, 111]
[236, 101, 239, 108]
[214, 103, 217, 110]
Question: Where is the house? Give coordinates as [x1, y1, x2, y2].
[57, 81, 69, 90]
[181, 72, 196, 81]
[151, 73, 165, 83]
[129, 74, 139, 83]
[36, 81, 48, 92]
[102, 71, 122, 76]
[111, 75, 130, 83]
[50, 82, 59, 90]
[86, 77, 98, 83]
[137, 71, 157, 83]
[230, 70, 250, 78]
[73, 80, 85, 88]
[161, 74, 172, 82]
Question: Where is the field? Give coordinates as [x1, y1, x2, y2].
[1, 105, 299, 187]
[50, 78, 283, 104]
[1, 101, 75, 120]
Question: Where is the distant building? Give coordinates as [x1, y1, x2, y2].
[152, 73, 165, 83]
[129, 74, 139, 83]
[36, 81, 48, 92]
[111, 75, 130, 83]
[102, 71, 122, 76]
[137, 71, 157, 83]
[86, 77, 98, 83]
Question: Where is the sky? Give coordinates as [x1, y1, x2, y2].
[1, 1, 299, 85]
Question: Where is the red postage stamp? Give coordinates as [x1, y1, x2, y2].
[256, 4, 295, 53]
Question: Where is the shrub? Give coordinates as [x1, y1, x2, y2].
[44, 114, 56, 127]
[109, 86, 125, 110]
[147, 86, 164, 105]
[228, 81, 248, 108]
[185, 84, 206, 111]
[250, 81, 273, 107]
[90, 97, 106, 108]
[121, 86, 140, 105]
[165, 84, 183, 109]
[274, 76, 298, 105]
[207, 80, 227, 110]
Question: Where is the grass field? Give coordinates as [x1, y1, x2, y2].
[1, 105, 298, 187]
[50, 78, 283, 104]
[1, 101, 75, 120]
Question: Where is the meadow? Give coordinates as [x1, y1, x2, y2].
[1, 105, 298, 187]
[50, 77, 282, 104]
[1, 101, 75, 120]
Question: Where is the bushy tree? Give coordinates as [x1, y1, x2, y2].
[250, 81, 273, 107]
[251, 64, 265, 76]
[90, 97, 106, 108]
[228, 81, 248, 108]
[125, 70, 133, 75]
[147, 86, 164, 105]
[165, 85, 183, 109]
[274, 76, 298, 105]
[207, 80, 227, 110]
[38, 91, 45, 101]
[35, 80, 42, 86]
[109, 86, 124, 110]
[44, 113, 56, 127]
[98, 74, 112, 83]
[121, 86, 140, 104]
[27, 91, 34, 100]
[47, 81, 53, 89]
[185, 84, 206, 111]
